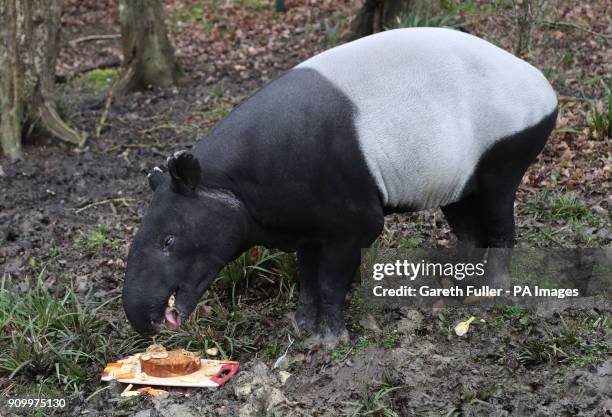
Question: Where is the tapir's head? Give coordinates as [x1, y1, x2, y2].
[123, 151, 248, 335]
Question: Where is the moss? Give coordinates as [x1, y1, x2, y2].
[75, 69, 118, 94]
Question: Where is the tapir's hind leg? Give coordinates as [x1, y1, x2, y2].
[478, 190, 517, 286]
[472, 109, 557, 283]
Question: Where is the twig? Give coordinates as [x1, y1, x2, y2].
[338, 346, 355, 364]
[85, 385, 112, 402]
[103, 143, 161, 153]
[272, 334, 294, 369]
[69, 34, 121, 47]
[76, 58, 122, 75]
[96, 91, 115, 138]
[557, 95, 594, 103]
[531, 224, 567, 247]
[74, 198, 134, 214]
[138, 123, 196, 136]
[544, 20, 612, 41]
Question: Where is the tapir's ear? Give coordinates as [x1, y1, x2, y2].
[147, 166, 165, 191]
[167, 151, 201, 193]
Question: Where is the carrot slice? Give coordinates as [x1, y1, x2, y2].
[114, 371, 135, 379]
[137, 387, 161, 397]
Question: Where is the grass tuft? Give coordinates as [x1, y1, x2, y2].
[74, 224, 120, 253]
[585, 84, 611, 141]
[347, 383, 402, 417]
[0, 270, 115, 397]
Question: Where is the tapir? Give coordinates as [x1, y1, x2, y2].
[123, 27, 557, 348]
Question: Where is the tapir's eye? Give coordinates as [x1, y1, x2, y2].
[163, 235, 175, 249]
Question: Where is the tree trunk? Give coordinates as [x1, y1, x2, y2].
[345, 0, 443, 41]
[0, 0, 86, 161]
[345, 0, 412, 41]
[116, 0, 179, 94]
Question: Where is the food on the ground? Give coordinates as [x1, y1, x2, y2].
[118, 357, 138, 365]
[454, 316, 476, 337]
[205, 347, 218, 356]
[137, 386, 165, 397]
[114, 370, 136, 379]
[106, 362, 123, 368]
[120, 384, 140, 397]
[140, 349, 201, 378]
[202, 361, 221, 376]
[146, 344, 167, 353]
[104, 363, 122, 373]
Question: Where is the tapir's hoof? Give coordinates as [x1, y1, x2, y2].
[303, 330, 349, 351]
[303, 334, 322, 350]
[294, 308, 317, 334]
[320, 329, 349, 351]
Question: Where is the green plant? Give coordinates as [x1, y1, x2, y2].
[74, 224, 119, 252]
[204, 103, 233, 124]
[174, 3, 204, 23]
[151, 301, 259, 358]
[491, 305, 530, 327]
[76, 69, 118, 94]
[392, 2, 470, 30]
[549, 192, 593, 222]
[524, 190, 593, 223]
[498, 312, 612, 367]
[543, 68, 564, 86]
[436, 311, 448, 335]
[0, 270, 115, 397]
[398, 236, 421, 249]
[380, 330, 401, 348]
[324, 18, 342, 47]
[347, 384, 401, 417]
[393, 9, 456, 29]
[585, 85, 611, 140]
[216, 247, 295, 307]
[211, 81, 227, 99]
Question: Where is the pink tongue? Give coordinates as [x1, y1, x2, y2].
[164, 307, 181, 329]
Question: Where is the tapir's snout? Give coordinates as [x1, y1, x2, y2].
[122, 263, 170, 335]
[122, 286, 162, 335]
[122, 259, 211, 335]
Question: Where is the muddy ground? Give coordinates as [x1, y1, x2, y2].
[0, 1, 610, 416]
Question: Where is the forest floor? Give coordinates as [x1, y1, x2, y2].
[0, 0, 610, 416]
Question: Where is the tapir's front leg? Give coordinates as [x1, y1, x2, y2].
[295, 243, 321, 333]
[311, 239, 365, 350]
